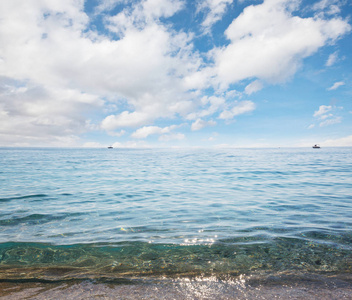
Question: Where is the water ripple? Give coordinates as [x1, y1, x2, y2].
[0, 147, 351, 275]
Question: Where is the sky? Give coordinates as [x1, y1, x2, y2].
[0, 0, 351, 148]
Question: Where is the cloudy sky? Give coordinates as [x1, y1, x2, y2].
[0, 0, 351, 148]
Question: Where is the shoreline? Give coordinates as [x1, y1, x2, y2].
[1, 272, 352, 299]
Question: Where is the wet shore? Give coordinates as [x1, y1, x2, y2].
[1, 272, 352, 299]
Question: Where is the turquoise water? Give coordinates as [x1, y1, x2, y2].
[0, 147, 352, 280]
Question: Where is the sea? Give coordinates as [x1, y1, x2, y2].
[0, 147, 352, 299]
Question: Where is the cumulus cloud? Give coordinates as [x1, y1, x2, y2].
[0, 0, 201, 145]
[191, 119, 216, 131]
[219, 100, 256, 120]
[328, 81, 345, 90]
[142, 0, 184, 19]
[101, 111, 153, 130]
[0, 1, 100, 146]
[131, 125, 178, 138]
[213, 0, 351, 87]
[0, 0, 350, 147]
[0, 77, 102, 146]
[187, 96, 225, 120]
[106, 0, 185, 36]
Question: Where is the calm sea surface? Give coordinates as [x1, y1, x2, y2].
[0, 147, 352, 284]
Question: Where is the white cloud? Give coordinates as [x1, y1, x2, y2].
[0, 79, 102, 146]
[244, 80, 263, 95]
[213, 0, 351, 86]
[198, 0, 233, 33]
[313, 105, 332, 118]
[0, 0, 201, 145]
[328, 81, 345, 90]
[319, 116, 342, 127]
[105, 0, 184, 36]
[131, 125, 177, 138]
[219, 100, 256, 120]
[312, 104, 342, 127]
[94, 0, 126, 14]
[182, 67, 213, 91]
[0, 0, 350, 147]
[312, 0, 341, 15]
[187, 96, 225, 120]
[101, 111, 153, 130]
[191, 119, 216, 131]
[142, 0, 184, 19]
[319, 113, 333, 120]
[130, 123, 185, 141]
[326, 51, 338, 66]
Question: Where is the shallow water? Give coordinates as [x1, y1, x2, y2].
[0, 147, 352, 287]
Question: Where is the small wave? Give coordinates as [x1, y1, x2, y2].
[0, 194, 48, 202]
[0, 214, 68, 226]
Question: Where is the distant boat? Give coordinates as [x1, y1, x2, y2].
[312, 144, 320, 149]
[108, 146, 113, 149]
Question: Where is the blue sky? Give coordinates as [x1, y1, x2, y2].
[0, 0, 351, 148]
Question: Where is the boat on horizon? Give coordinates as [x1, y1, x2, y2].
[107, 146, 113, 149]
[312, 144, 320, 149]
